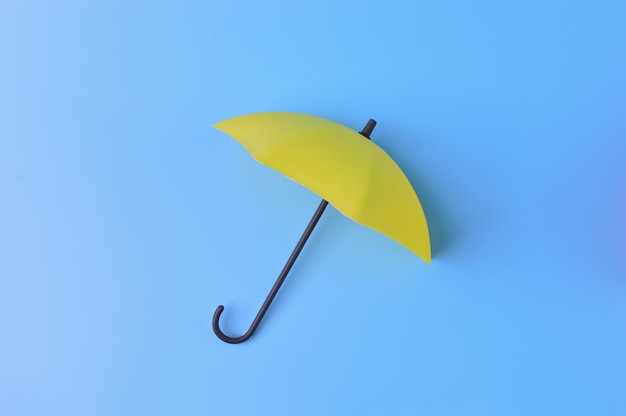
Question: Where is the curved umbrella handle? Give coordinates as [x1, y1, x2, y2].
[212, 119, 376, 344]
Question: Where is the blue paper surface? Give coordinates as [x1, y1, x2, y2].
[1, 1, 625, 415]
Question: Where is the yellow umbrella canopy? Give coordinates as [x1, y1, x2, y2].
[214, 112, 431, 262]
[211, 112, 431, 344]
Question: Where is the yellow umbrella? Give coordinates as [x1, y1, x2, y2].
[212, 112, 430, 344]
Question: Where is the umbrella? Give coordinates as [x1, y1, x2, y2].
[212, 112, 430, 344]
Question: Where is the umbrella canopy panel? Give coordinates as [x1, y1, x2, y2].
[214, 112, 431, 263]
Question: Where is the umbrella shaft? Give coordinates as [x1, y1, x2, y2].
[250, 199, 329, 331]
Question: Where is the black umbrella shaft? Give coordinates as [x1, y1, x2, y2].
[251, 198, 329, 328]
[212, 119, 376, 344]
[212, 200, 328, 344]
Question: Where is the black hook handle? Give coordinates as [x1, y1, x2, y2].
[212, 119, 376, 344]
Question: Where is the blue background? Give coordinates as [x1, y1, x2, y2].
[2, 1, 626, 415]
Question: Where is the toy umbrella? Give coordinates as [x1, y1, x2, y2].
[212, 112, 430, 344]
